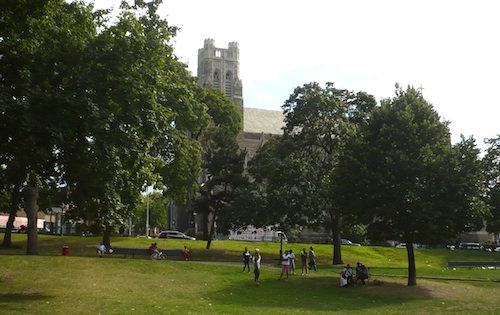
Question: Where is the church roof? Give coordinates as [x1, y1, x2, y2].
[243, 107, 285, 135]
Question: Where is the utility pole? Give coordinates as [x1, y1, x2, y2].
[146, 193, 150, 237]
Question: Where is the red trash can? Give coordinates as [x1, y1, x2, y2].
[62, 246, 70, 256]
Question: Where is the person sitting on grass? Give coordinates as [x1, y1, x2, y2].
[340, 264, 354, 286]
[97, 243, 106, 258]
[356, 264, 370, 285]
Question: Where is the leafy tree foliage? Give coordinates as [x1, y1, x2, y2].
[249, 82, 376, 264]
[0, 0, 97, 252]
[190, 89, 246, 249]
[345, 85, 487, 285]
[132, 192, 169, 236]
[1, 0, 209, 250]
[483, 136, 500, 239]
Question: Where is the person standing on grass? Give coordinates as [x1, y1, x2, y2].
[252, 248, 262, 286]
[301, 248, 308, 275]
[242, 247, 252, 272]
[289, 249, 296, 274]
[309, 246, 317, 271]
[278, 250, 291, 281]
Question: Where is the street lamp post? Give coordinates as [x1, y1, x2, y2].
[278, 232, 283, 265]
[193, 212, 197, 239]
[146, 193, 150, 237]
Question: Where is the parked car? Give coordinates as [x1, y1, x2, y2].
[494, 247, 500, 253]
[14, 225, 27, 233]
[458, 242, 482, 250]
[156, 230, 195, 240]
[341, 238, 361, 246]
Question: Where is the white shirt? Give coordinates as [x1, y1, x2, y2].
[282, 253, 290, 266]
[253, 255, 261, 269]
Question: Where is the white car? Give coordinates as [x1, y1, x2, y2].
[341, 238, 361, 246]
[493, 247, 500, 253]
[458, 242, 482, 250]
[156, 230, 196, 240]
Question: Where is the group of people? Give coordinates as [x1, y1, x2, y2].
[99, 241, 369, 288]
[95, 242, 190, 260]
[340, 262, 370, 287]
[242, 247, 262, 286]
[242, 246, 319, 284]
[148, 243, 190, 260]
[244, 244, 369, 288]
[283, 246, 319, 279]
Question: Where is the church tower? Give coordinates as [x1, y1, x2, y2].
[197, 39, 243, 114]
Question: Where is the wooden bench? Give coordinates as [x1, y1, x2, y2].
[448, 261, 500, 268]
[109, 248, 188, 259]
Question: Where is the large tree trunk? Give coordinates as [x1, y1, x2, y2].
[205, 211, 216, 250]
[331, 212, 343, 265]
[407, 242, 417, 286]
[202, 212, 209, 241]
[102, 228, 111, 250]
[23, 185, 40, 255]
[1, 183, 21, 248]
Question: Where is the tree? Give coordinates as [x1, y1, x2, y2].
[249, 136, 321, 231]
[0, 0, 97, 252]
[190, 88, 245, 249]
[483, 136, 500, 242]
[132, 192, 169, 236]
[1, 0, 209, 251]
[249, 82, 376, 264]
[59, 0, 208, 248]
[347, 85, 487, 286]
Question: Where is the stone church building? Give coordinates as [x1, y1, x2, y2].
[197, 38, 284, 156]
[171, 39, 284, 237]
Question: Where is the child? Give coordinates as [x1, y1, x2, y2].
[97, 243, 106, 257]
[182, 245, 190, 260]
[242, 247, 252, 272]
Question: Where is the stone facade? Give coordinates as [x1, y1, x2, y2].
[197, 39, 284, 156]
[198, 39, 244, 114]
[180, 39, 284, 239]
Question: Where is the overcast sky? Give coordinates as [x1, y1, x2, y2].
[93, 0, 500, 152]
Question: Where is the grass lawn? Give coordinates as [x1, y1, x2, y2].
[1, 233, 499, 314]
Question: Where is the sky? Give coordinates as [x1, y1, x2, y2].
[92, 0, 500, 153]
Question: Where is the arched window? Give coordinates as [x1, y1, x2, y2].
[225, 72, 232, 97]
[213, 71, 220, 90]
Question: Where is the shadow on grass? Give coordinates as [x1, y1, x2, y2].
[0, 292, 54, 312]
[205, 271, 435, 312]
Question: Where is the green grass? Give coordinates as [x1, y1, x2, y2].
[1, 233, 499, 314]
